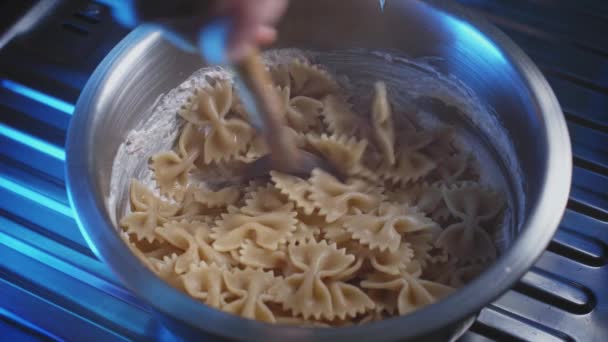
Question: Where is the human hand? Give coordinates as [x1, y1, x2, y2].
[111, 0, 288, 61]
[223, 0, 289, 60]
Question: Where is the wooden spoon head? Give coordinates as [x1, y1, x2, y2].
[243, 150, 344, 182]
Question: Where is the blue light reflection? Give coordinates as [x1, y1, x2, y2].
[0, 307, 60, 341]
[442, 13, 508, 66]
[0, 123, 66, 161]
[1, 79, 74, 115]
[0, 177, 73, 217]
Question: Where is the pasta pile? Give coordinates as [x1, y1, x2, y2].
[119, 59, 506, 326]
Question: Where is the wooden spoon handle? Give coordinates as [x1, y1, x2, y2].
[235, 51, 300, 169]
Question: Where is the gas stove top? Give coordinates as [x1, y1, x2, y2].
[0, 1, 606, 341]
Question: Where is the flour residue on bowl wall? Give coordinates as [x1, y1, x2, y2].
[108, 48, 523, 253]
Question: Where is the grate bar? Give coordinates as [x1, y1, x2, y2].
[570, 167, 608, 218]
[475, 305, 570, 342]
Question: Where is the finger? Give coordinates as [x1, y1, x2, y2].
[233, 0, 288, 25]
[227, 0, 288, 60]
[254, 26, 277, 46]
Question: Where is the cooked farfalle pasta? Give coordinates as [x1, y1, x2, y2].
[305, 134, 370, 177]
[362, 271, 453, 315]
[182, 80, 253, 163]
[432, 153, 476, 184]
[270, 171, 316, 215]
[119, 59, 507, 326]
[434, 182, 504, 262]
[211, 206, 297, 252]
[273, 241, 374, 320]
[242, 184, 293, 214]
[191, 184, 241, 208]
[435, 220, 497, 263]
[268, 63, 290, 89]
[120, 180, 180, 242]
[276, 86, 324, 131]
[182, 261, 226, 308]
[343, 203, 438, 253]
[292, 220, 321, 244]
[149, 254, 185, 291]
[178, 123, 205, 159]
[378, 148, 437, 185]
[222, 268, 280, 322]
[287, 59, 339, 98]
[237, 239, 287, 270]
[371, 82, 396, 165]
[309, 169, 384, 223]
[151, 151, 198, 195]
[322, 95, 370, 139]
[442, 182, 504, 223]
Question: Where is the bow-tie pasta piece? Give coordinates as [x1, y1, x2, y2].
[211, 207, 297, 252]
[371, 82, 396, 165]
[386, 182, 444, 215]
[397, 272, 454, 315]
[276, 86, 324, 132]
[320, 216, 352, 246]
[305, 134, 370, 177]
[360, 272, 404, 315]
[121, 181, 181, 243]
[151, 151, 198, 196]
[309, 169, 384, 223]
[119, 231, 154, 269]
[178, 123, 205, 159]
[237, 240, 287, 270]
[322, 95, 370, 139]
[129, 180, 180, 216]
[155, 221, 205, 274]
[291, 220, 322, 244]
[406, 231, 437, 270]
[269, 63, 291, 88]
[270, 171, 316, 215]
[432, 153, 477, 184]
[378, 148, 437, 186]
[421, 126, 456, 160]
[182, 80, 253, 164]
[361, 271, 453, 316]
[288, 59, 339, 98]
[192, 221, 237, 268]
[369, 243, 415, 276]
[149, 253, 185, 291]
[181, 262, 227, 309]
[440, 262, 489, 287]
[274, 240, 372, 320]
[435, 220, 497, 263]
[179, 79, 234, 126]
[174, 185, 229, 221]
[242, 184, 293, 215]
[328, 281, 375, 320]
[192, 184, 241, 208]
[155, 219, 236, 274]
[245, 125, 306, 161]
[222, 268, 281, 323]
[344, 203, 438, 253]
[442, 182, 505, 223]
[204, 118, 254, 164]
[397, 130, 436, 152]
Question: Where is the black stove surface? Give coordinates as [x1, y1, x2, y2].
[0, 1, 606, 341]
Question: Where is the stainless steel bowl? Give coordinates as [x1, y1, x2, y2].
[65, 0, 571, 340]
